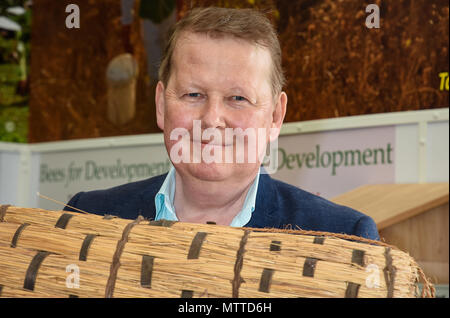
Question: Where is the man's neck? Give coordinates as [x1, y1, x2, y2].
[173, 169, 258, 225]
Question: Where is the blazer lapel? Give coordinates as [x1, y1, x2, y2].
[137, 173, 168, 220]
[245, 173, 281, 228]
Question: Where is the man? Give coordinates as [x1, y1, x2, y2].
[65, 7, 379, 240]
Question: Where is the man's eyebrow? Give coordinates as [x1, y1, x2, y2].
[228, 86, 252, 94]
[175, 81, 205, 91]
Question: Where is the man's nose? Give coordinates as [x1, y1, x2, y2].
[200, 96, 227, 129]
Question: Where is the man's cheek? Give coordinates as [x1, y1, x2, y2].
[168, 105, 196, 125]
[165, 115, 192, 132]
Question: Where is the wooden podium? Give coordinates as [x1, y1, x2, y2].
[332, 182, 449, 285]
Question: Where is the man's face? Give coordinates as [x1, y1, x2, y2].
[156, 31, 286, 183]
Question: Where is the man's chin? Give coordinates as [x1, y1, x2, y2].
[175, 162, 253, 182]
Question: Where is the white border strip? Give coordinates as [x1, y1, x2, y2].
[0, 108, 448, 153]
[418, 121, 428, 183]
[29, 133, 164, 153]
[16, 147, 31, 206]
[0, 141, 27, 152]
[280, 108, 449, 135]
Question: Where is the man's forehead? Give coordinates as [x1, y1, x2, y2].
[173, 31, 269, 64]
[168, 31, 273, 99]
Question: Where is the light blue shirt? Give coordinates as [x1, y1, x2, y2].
[154, 166, 260, 227]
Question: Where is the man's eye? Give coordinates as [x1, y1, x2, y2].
[231, 96, 246, 101]
[187, 93, 201, 98]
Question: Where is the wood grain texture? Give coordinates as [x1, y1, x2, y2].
[380, 204, 449, 284]
[332, 184, 449, 284]
[331, 183, 449, 230]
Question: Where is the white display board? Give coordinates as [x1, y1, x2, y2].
[0, 108, 448, 211]
[38, 143, 170, 207]
[274, 125, 395, 198]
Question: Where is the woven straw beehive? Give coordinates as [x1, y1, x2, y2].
[0, 205, 434, 298]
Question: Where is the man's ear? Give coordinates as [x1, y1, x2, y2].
[155, 81, 165, 131]
[270, 91, 287, 142]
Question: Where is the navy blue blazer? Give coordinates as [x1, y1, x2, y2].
[64, 173, 380, 240]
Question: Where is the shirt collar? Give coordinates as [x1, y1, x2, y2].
[154, 166, 261, 227]
[154, 166, 177, 221]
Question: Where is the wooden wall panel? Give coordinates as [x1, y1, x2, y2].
[379, 203, 449, 284]
[28, 0, 449, 142]
[29, 0, 156, 143]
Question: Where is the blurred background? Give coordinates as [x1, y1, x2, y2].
[0, 0, 30, 142]
[0, 0, 447, 143]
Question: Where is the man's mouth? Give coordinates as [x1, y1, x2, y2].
[192, 139, 233, 147]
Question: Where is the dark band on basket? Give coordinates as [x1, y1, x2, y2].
[345, 282, 361, 298]
[0, 284, 3, 296]
[55, 213, 74, 229]
[351, 249, 366, 266]
[104, 216, 144, 298]
[181, 290, 194, 298]
[140, 255, 155, 288]
[187, 232, 208, 259]
[270, 240, 281, 251]
[313, 236, 325, 244]
[11, 222, 30, 248]
[303, 257, 318, 277]
[149, 219, 177, 227]
[232, 229, 251, 298]
[23, 251, 51, 291]
[0, 204, 10, 222]
[259, 268, 275, 293]
[383, 247, 396, 298]
[79, 234, 97, 261]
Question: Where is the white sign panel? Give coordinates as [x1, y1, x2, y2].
[38, 144, 170, 210]
[272, 126, 395, 198]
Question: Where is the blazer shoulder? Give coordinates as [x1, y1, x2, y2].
[86, 173, 166, 197]
[64, 173, 167, 219]
[267, 177, 379, 240]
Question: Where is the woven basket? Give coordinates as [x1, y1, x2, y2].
[0, 205, 434, 298]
